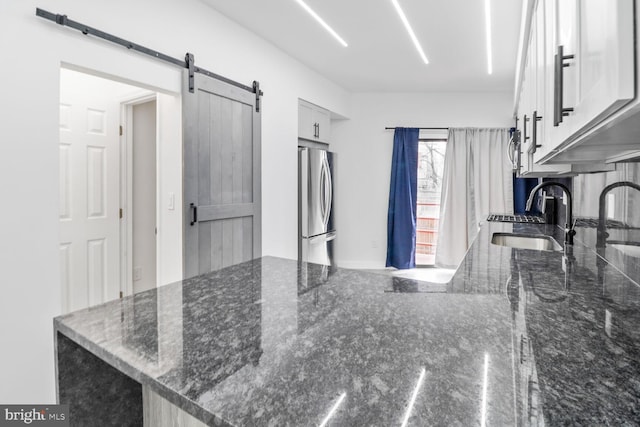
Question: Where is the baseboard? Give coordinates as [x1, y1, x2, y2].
[337, 260, 389, 270]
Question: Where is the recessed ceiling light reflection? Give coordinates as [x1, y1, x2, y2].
[481, 353, 489, 427]
[293, 0, 348, 47]
[318, 392, 347, 427]
[401, 367, 427, 427]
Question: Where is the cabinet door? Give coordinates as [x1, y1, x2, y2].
[520, 0, 572, 176]
[530, 0, 570, 174]
[519, 20, 534, 175]
[544, 0, 578, 148]
[538, 0, 557, 161]
[574, 0, 634, 134]
[298, 100, 331, 143]
[520, 11, 553, 176]
[312, 107, 330, 143]
[298, 101, 315, 141]
[546, 0, 634, 153]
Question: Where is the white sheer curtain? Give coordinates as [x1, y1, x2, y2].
[435, 128, 514, 268]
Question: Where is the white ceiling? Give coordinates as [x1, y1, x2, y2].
[202, 0, 523, 93]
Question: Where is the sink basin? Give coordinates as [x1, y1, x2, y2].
[491, 232, 563, 252]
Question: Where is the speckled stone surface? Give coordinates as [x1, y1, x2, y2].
[57, 333, 143, 426]
[55, 221, 640, 426]
[574, 223, 640, 286]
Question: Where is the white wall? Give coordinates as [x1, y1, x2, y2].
[132, 100, 157, 293]
[332, 92, 513, 269]
[0, 0, 350, 403]
[156, 92, 184, 285]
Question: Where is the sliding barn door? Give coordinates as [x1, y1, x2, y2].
[183, 72, 261, 278]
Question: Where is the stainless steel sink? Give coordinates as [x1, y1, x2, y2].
[491, 232, 563, 252]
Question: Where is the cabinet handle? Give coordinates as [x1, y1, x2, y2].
[523, 114, 530, 144]
[529, 111, 543, 154]
[190, 203, 197, 226]
[554, 45, 575, 126]
[317, 123, 320, 139]
[313, 123, 319, 138]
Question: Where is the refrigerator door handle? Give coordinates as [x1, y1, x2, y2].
[308, 231, 337, 244]
[324, 156, 333, 228]
[319, 158, 327, 224]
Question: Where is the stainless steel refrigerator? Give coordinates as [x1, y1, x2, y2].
[298, 147, 336, 267]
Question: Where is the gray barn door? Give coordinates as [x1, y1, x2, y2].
[183, 71, 261, 278]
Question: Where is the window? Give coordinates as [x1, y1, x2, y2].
[416, 135, 446, 266]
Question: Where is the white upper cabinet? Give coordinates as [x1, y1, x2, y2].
[575, 0, 634, 129]
[547, 0, 635, 159]
[517, 0, 575, 177]
[298, 99, 331, 144]
[517, 0, 637, 165]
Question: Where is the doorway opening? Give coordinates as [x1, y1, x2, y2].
[416, 133, 447, 266]
[122, 96, 158, 295]
[58, 67, 176, 314]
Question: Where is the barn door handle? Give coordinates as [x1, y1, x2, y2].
[190, 203, 198, 226]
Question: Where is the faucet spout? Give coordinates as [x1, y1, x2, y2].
[526, 181, 574, 245]
[597, 181, 640, 248]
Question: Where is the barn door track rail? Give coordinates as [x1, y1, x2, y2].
[35, 8, 263, 111]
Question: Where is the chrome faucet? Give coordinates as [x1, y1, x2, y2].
[526, 181, 575, 245]
[597, 181, 640, 248]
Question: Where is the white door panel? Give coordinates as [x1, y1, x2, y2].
[59, 76, 121, 314]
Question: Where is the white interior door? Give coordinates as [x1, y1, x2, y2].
[59, 71, 121, 313]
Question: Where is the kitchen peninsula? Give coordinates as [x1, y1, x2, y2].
[55, 222, 640, 426]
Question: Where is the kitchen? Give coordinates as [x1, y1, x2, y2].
[2, 0, 640, 425]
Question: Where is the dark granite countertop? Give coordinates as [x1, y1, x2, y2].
[54, 221, 640, 426]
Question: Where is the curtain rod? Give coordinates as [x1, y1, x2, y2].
[385, 127, 449, 130]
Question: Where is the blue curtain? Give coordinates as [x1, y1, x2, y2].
[386, 128, 419, 269]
